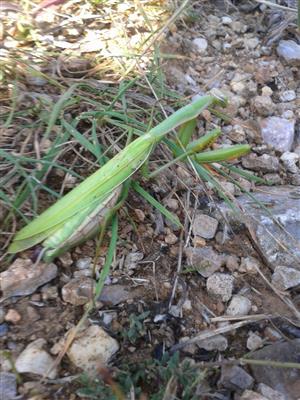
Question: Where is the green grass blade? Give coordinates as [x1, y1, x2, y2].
[94, 214, 118, 299]
[44, 85, 78, 141]
[4, 81, 18, 128]
[61, 119, 100, 159]
[0, 189, 29, 223]
[220, 162, 268, 184]
[11, 128, 72, 211]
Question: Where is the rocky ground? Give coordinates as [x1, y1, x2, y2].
[1, 1, 300, 399]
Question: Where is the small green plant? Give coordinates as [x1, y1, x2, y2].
[77, 352, 206, 399]
[122, 311, 150, 343]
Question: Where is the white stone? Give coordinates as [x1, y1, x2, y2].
[260, 117, 295, 152]
[242, 154, 279, 172]
[0, 259, 57, 298]
[226, 295, 252, 316]
[261, 86, 273, 97]
[197, 333, 228, 351]
[277, 40, 300, 65]
[272, 266, 300, 290]
[76, 257, 92, 269]
[241, 390, 268, 400]
[280, 90, 296, 102]
[207, 273, 234, 302]
[221, 16, 233, 25]
[247, 332, 263, 351]
[231, 81, 246, 96]
[244, 37, 259, 50]
[257, 383, 286, 400]
[182, 299, 192, 311]
[16, 339, 57, 378]
[252, 95, 274, 117]
[280, 152, 299, 174]
[240, 257, 260, 274]
[192, 214, 218, 239]
[192, 38, 208, 53]
[282, 111, 294, 120]
[67, 325, 119, 373]
[185, 246, 226, 277]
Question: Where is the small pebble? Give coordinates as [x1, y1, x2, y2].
[165, 232, 178, 245]
[134, 209, 145, 222]
[58, 252, 73, 267]
[261, 86, 273, 97]
[0, 307, 5, 324]
[264, 327, 282, 342]
[0, 323, 9, 337]
[5, 309, 21, 324]
[226, 295, 252, 316]
[164, 198, 179, 211]
[280, 152, 299, 174]
[240, 257, 260, 274]
[221, 16, 233, 25]
[247, 331, 263, 351]
[76, 257, 92, 270]
[192, 214, 218, 239]
[207, 273, 234, 302]
[192, 236, 206, 247]
[192, 37, 208, 53]
[244, 37, 259, 50]
[226, 255, 240, 272]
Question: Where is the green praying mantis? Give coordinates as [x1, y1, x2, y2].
[8, 91, 250, 263]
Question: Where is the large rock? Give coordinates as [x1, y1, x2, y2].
[0, 259, 57, 298]
[240, 391, 268, 400]
[218, 186, 300, 270]
[185, 247, 226, 277]
[197, 333, 228, 351]
[271, 266, 300, 290]
[260, 117, 295, 153]
[250, 339, 300, 400]
[219, 365, 254, 391]
[15, 339, 57, 378]
[242, 154, 279, 173]
[277, 40, 300, 65]
[67, 325, 119, 373]
[257, 383, 286, 400]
